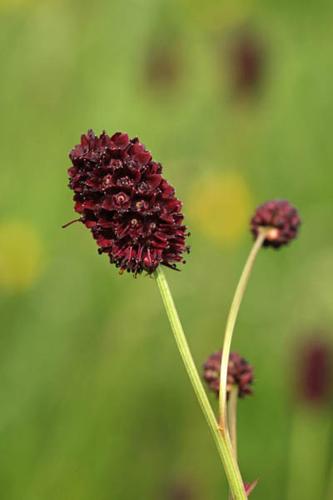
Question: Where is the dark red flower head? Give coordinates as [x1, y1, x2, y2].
[203, 351, 253, 398]
[66, 130, 189, 275]
[296, 337, 332, 407]
[250, 199, 301, 248]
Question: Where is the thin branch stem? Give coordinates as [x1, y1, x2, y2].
[219, 232, 266, 428]
[228, 385, 239, 460]
[154, 267, 246, 500]
[227, 386, 239, 500]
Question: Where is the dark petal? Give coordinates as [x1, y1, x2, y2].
[110, 132, 130, 148]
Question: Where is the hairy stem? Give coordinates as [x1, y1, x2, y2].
[219, 232, 266, 428]
[154, 267, 246, 499]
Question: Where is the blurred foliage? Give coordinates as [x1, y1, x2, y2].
[0, 0, 333, 499]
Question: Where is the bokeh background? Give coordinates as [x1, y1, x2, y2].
[1, 0, 333, 499]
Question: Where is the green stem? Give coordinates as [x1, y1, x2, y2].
[227, 386, 239, 500]
[219, 232, 265, 428]
[154, 267, 246, 500]
[228, 385, 239, 460]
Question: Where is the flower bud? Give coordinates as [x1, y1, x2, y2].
[251, 199, 301, 248]
[203, 351, 253, 398]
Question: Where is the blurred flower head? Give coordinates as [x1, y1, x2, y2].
[67, 130, 189, 275]
[203, 351, 253, 398]
[251, 199, 301, 248]
[227, 27, 265, 98]
[295, 336, 332, 407]
[0, 221, 43, 293]
[166, 480, 194, 500]
[188, 172, 253, 247]
[145, 42, 182, 92]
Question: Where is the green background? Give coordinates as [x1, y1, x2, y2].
[0, 1, 332, 499]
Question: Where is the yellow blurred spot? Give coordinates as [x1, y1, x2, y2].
[0, 221, 43, 293]
[181, 0, 252, 32]
[188, 172, 253, 247]
[0, 0, 41, 9]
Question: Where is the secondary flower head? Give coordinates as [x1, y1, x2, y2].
[66, 130, 189, 275]
[251, 199, 301, 248]
[203, 351, 253, 398]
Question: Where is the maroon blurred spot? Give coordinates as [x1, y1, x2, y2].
[296, 337, 333, 407]
[165, 480, 195, 500]
[145, 43, 182, 90]
[227, 28, 266, 97]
